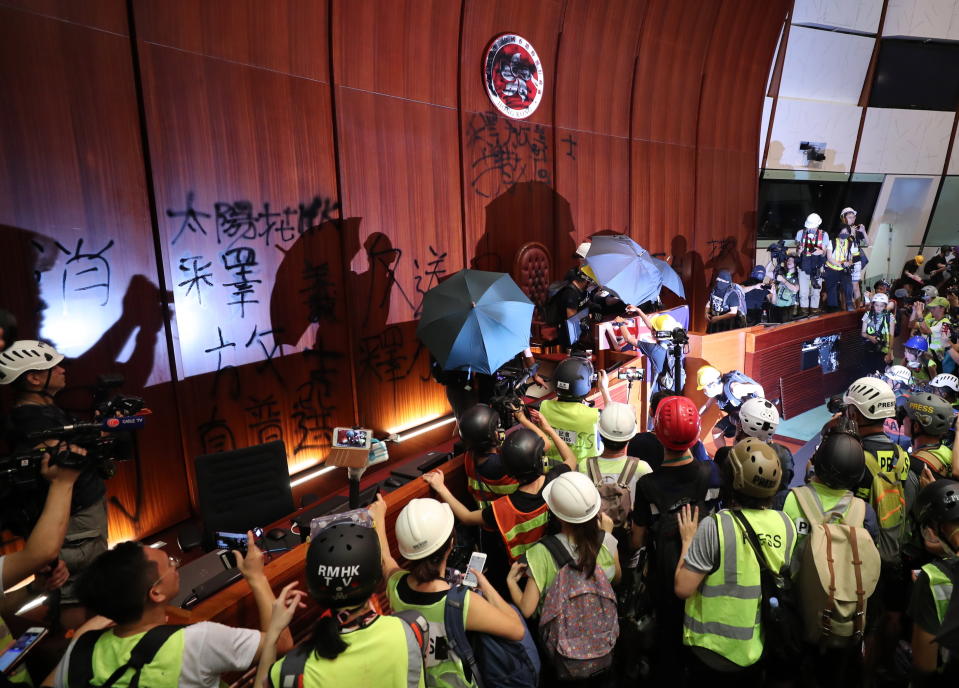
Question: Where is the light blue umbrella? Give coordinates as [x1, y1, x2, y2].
[417, 269, 534, 374]
[585, 235, 685, 305]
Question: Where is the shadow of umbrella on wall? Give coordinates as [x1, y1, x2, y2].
[586, 234, 685, 306]
[417, 269, 533, 375]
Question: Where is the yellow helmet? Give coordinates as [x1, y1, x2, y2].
[696, 365, 721, 390]
[650, 314, 681, 332]
[915, 255, 925, 265]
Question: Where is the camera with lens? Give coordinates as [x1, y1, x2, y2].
[767, 241, 788, 266]
[616, 367, 644, 382]
[489, 361, 541, 426]
[826, 394, 846, 415]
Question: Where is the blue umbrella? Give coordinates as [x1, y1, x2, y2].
[585, 235, 685, 305]
[417, 269, 534, 374]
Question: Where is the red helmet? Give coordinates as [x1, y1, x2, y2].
[654, 396, 701, 451]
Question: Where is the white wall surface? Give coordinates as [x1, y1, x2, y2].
[792, 0, 883, 33]
[766, 97, 862, 171]
[855, 108, 954, 175]
[883, 0, 959, 40]
[779, 26, 874, 104]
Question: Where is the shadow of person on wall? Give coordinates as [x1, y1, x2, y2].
[670, 234, 706, 329]
[472, 181, 577, 281]
[0, 224, 167, 410]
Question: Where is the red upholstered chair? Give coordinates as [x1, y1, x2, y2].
[512, 242, 556, 345]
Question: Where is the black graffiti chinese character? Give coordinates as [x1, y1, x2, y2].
[198, 406, 236, 454]
[177, 256, 214, 305]
[291, 375, 336, 454]
[221, 247, 261, 317]
[56, 238, 115, 306]
[301, 260, 337, 323]
[204, 326, 239, 398]
[215, 200, 260, 247]
[297, 196, 340, 234]
[561, 134, 577, 160]
[412, 245, 448, 315]
[167, 192, 211, 244]
[245, 394, 284, 444]
[302, 339, 344, 397]
[244, 324, 285, 383]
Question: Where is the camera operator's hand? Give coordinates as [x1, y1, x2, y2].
[38, 447, 82, 484]
[367, 492, 387, 529]
[268, 581, 307, 636]
[234, 531, 266, 582]
[35, 558, 70, 591]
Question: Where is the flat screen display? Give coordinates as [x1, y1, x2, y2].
[869, 38, 959, 111]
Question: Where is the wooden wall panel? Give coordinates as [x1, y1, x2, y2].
[0, 0, 793, 541]
[137, 38, 347, 480]
[335, 91, 462, 430]
[459, 0, 564, 124]
[332, 0, 460, 105]
[0, 6, 189, 541]
[632, 0, 721, 146]
[133, 0, 329, 82]
[0, 0, 127, 34]
[555, 129, 630, 242]
[554, 0, 645, 136]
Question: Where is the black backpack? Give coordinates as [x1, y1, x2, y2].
[642, 464, 711, 592]
[67, 625, 182, 688]
[730, 510, 803, 663]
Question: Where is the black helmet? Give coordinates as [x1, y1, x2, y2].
[811, 428, 865, 491]
[906, 393, 955, 438]
[458, 404, 502, 450]
[916, 479, 959, 527]
[501, 429, 545, 482]
[306, 523, 382, 607]
[553, 356, 594, 400]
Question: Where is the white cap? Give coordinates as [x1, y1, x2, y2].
[575, 242, 591, 259]
[598, 402, 638, 442]
[543, 472, 602, 524]
[394, 498, 455, 560]
[884, 365, 912, 385]
[805, 213, 822, 229]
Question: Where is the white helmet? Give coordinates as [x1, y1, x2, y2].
[922, 285, 939, 302]
[843, 377, 896, 420]
[931, 374, 959, 393]
[871, 292, 889, 306]
[575, 242, 591, 259]
[598, 402, 638, 442]
[738, 397, 780, 441]
[839, 207, 857, 220]
[805, 213, 822, 229]
[0, 340, 63, 386]
[884, 365, 912, 386]
[543, 472, 601, 524]
[395, 498, 454, 560]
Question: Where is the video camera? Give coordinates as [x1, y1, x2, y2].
[767, 241, 789, 266]
[489, 362, 541, 426]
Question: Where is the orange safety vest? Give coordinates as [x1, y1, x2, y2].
[464, 451, 519, 510]
[491, 495, 550, 562]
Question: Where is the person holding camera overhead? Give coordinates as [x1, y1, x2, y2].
[0, 340, 108, 603]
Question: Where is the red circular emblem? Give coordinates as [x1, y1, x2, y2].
[483, 34, 544, 119]
[106, 418, 120, 428]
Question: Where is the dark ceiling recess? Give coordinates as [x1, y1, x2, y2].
[869, 38, 959, 111]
